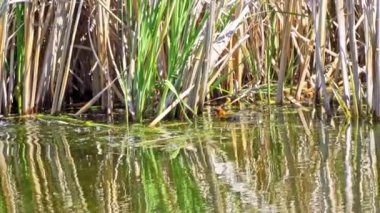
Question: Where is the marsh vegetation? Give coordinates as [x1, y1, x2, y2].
[0, 0, 378, 123]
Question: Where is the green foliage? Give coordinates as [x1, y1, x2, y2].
[120, 0, 207, 122]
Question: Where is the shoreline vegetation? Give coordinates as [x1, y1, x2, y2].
[0, 0, 379, 124]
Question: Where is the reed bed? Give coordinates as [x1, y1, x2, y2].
[0, 0, 379, 123]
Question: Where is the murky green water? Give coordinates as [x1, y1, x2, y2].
[0, 107, 379, 212]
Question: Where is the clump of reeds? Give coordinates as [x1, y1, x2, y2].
[0, 0, 379, 123]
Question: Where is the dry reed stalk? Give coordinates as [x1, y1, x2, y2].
[243, 2, 264, 86]
[295, 42, 313, 101]
[53, 0, 84, 114]
[210, 6, 250, 69]
[7, 6, 17, 114]
[51, 1, 75, 113]
[275, 0, 295, 104]
[362, 0, 375, 111]
[208, 35, 249, 88]
[294, 2, 314, 101]
[245, 19, 263, 83]
[58, 1, 84, 111]
[35, 5, 55, 109]
[75, 77, 118, 116]
[200, 3, 249, 107]
[347, 0, 361, 115]
[187, 48, 203, 114]
[227, 1, 245, 93]
[231, 32, 245, 92]
[198, 1, 216, 111]
[30, 1, 46, 113]
[314, 0, 331, 115]
[119, 17, 131, 120]
[227, 39, 234, 93]
[96, 0, 112, 114]
[127, 22, 137, 119]
[183, 3, 210, 113]
[374, 0, 380, 118]
[149, 85, 194, 127]
[335, 0, 350, 108]
[185, 45, 203, 110]
[22, 2, 34, 114]
[106, 38, 125, 105]
[96, 2, 106, 110]
[259, 13, 265, 82]
[0, 5, 8, 114]
[86, 28, 99, 100]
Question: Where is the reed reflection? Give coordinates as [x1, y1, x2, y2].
[0, 112, 378, 212]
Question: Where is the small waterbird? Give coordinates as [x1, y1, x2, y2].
[214, 106, 241, 121]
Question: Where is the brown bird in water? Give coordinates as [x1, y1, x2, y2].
[214, 106, 241, 121]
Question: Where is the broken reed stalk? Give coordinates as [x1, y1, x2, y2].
[234, 0, 245, 91]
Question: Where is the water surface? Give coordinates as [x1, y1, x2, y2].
[0, 107, 379, 212]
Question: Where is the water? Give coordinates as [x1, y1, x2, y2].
[0, 107, 379, 212]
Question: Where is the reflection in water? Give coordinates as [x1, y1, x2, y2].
[0, 108, 379, 212]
